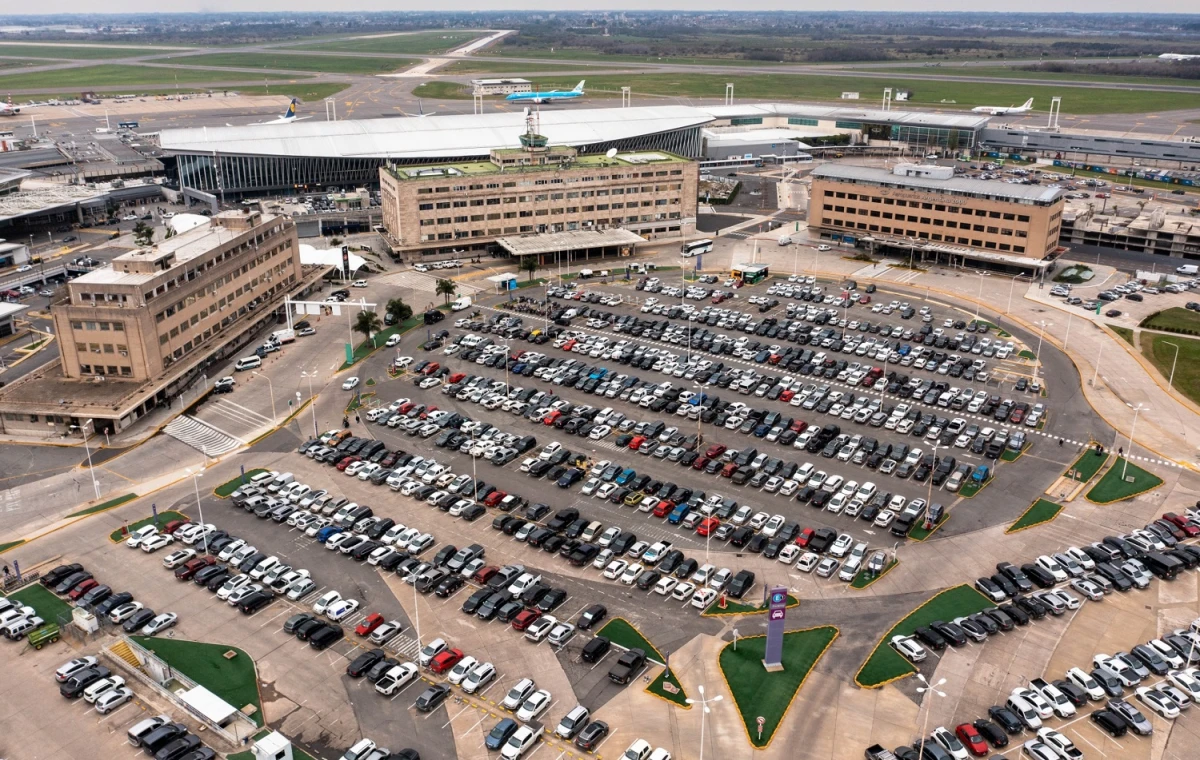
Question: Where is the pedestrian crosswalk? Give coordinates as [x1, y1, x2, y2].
[163, 415, 243, 457]
[198, 398, 274, 439]
[385, 632, 422, 658]
[382, 270, 484, 296]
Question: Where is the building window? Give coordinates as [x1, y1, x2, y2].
[788, 117, 818, 127]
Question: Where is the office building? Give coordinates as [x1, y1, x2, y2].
[808, 163, 1065, 274]
[471, 78, 533, 95]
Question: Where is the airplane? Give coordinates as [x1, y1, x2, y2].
[0, 95, 37, 117]
[400, 99, 429, 118]
[971, 98, 1033, 116]
[505, 81, 586, 104]
[249, 98, 311, 126]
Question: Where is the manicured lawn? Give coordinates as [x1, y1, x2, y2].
[958, 478, 987, 498]
[1053, 265, 1094, 284]
[413, 81, 474, 100]
[10, 583, 73, 623]
[108, 511, 188, 542]
[1007, 499, 1063, 533]
[0, 43, 191, 59]
[214, 470, 268, 498]
[131, 637, 263, 726]
[595, 618, 663, 663]
[66, 493, 138, 518]
[855, 585, 994, 688]
[10, 82, 350, 104]
[885, 64, 1197, 88]
[174, 52, 415, 75]
[0, 64, 294, 90]
[1140, 307, 1200, 335]
[704, 593, 798, 616]
[1018, 349, 1037, 361]
[1066, 450, 1109, 482]
[0, 540, 25, 554]
[851, 559, 898, 589]
[339, 314, 426, 370]
[1141, 333, 1200, 405]
[1086, 458, 1165, 504]
[1000, 445, 1027, 462]
[440, 60, 597, 74]
[1110, 325, 1135, 346]
[720, 627, 839, 748]
[646, 667, 690, 708]
[906, 514, 948, 541]
[296, 31, 484, 55]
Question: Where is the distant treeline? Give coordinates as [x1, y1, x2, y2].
[1016, 61, 1200, 81]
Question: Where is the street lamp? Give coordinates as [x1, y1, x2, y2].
[685, 684, 724, 760]
[75, 419, 101, 500]
[1122, 402, 1147, 480]
[1033, 320, 1051, 381]
[300, 370, 319, 437]
[253, 371, 277, 424]
[187, 467, 209, 555]
[915, 674, 947, 760]
[1163, 342, 1181, 390]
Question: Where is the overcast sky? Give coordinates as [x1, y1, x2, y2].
[18, 2, 1200, 15]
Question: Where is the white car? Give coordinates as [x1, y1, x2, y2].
[374, 663, 419, 695]
[161, 549, 196, 569]
[141, 612, 178, 636]
[500, 725, 539, 760]
[516, 690, 552, 722]
[1136, 686, 1180, 719]
[1167, 669, 1200, 703]
[890, 635, 927, 663]
[83, 675, 126, 703]
[108, 601, 144, 623]
[125, 526, 159, 548]
[326, 599, 360, 621]
[796, 552, 820, 572]
[690, 588, 718, 609]
[620, 563, 644, 585]
[140, 534, 175, 553]
[603, 560, 628, 580]
[446, 656, 479, 686]
[226, 584, 263, 606]
[653, 576, 678, 596]
[502, 679, 536, 710]
[312, 590, 342, 615]
[930, 726, 968, 760]
[670, 581, 696, 601]
[342, 377, 361, 391]
[1035, 728, 1082, 760]
[462, 662, 496, 694]
[95, 686, 134, 714]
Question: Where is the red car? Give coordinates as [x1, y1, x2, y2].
[692, 456, 710, 471]
[398, 402, 415, 415]
[163, 519, 191, 534]
[174, 556, 215, 580]
[628, 435, 647, 450]
[543, 410, 562, 426]
[422, 362, 441, 376]
[790, 419, 808, 433]
[704, 444, 727, 459]
[720, 462, 738, 478]
[652, 501, 673, 519]
[780, 389, 795, 402]
[429, 647, 464, 674]
[954, 723, 989, 757]
[68, 578, 98, 600]
[355, 613, 385, 637]
[483, 491, 507, 508]
[336, 455, 361, 471]
[795, 527, 815, 547]
[473, 566, 499, 585]
[696, 517, 720, 537]
[562, 339, 576, 351]
[1163, 512, 1200, 537]
[511, 609, 542, 631]
[447, 372, 466, 384]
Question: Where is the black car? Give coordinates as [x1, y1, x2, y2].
[461, 587, 493, 615]
[415, 684, 451, 712]
[346, 649, 386, 678]
[434, 575, 466, 598]
[123, 608, 157, 634]
[485, 718, 518, 752]
[141, 724, 189, 756]
[581, 636, 611, 663]
[295, 618, 326, 641]
[929, 620, 967, 647]
[60, 666, 112, 698]
[309, 624, 345, 650]
[153, 735, 202, 760]
[913, 626, 946, 651]
[577, 603, 607, 630]
[365, 657, 400, 683]
[238, 591, 274, 614]
[41, 563, 84, 588]
[986, 705, 1024, 735]
[971, 719, 1008, 748]
[537, 588, 569, 612]
[1090, 709, 1128, 737]
[575, 720, 610, 751]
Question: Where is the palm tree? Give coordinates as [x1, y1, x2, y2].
[520, 257, 540, 282]
[386, 298, 412, 323]
[353, 310, 382, 342]
[436, 278, 456, 304]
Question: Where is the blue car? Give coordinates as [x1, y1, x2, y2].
[485, 718, 518, 751]
[315, 526, 343, 543]
[753, 423, 771, 438]
[615, 468, 636, 485]
[667, 504, 691, 525]
[971, 464, 991, 483]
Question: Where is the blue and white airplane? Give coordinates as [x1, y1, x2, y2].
[250, 99, 311, 126]
[505, 81, 586, 104]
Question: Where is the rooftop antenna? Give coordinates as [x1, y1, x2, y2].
[605, 147, 618, 165]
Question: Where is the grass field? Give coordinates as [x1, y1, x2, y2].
[492, 46, 791, 67]
[9, 82, 350, 103]
[215, 470, 268, 498]
[173, 52, 415, 76]
[0, 43, 191, 60]
[131, 637, 263, 725]
[108, 511, 188, 542]
[66, 493, 138, 518]
[412, 81, 474, 100]
[0, 64, 295, 91]
[1086, 457, 1165, 504]
[851, 559, 898, 589]
[1007, 499, 1064, 533]
[10, 583, 73, 623]
[704, 593, 798, 616]
[720, 627, 839, 748]
[1111, 325, 1136, 345]
[646, 667, 690, 708]
[439, 60, 599, 74]
[1067, 450, 1110, 482]
[467, 72, 1200, 114]
[855, 585, 993, 687]
[594, 618, 663, 663]
[1054, 265, 1094, 284]
[882, 65, 1200, 88]
[1140, 307, 1200, 335]
[230, 82, 351, 101]
[1142, 333, 1200, 405]
[289, 31, 483, 56]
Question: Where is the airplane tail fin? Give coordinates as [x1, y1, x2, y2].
[573, 80, 586, 93]
[418, 99, 424, 116]
[283, 99, 298, 121]
[1023, 98, 1033, 110]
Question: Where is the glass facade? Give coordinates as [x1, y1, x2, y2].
[788, 117, 819, 127]
[731, 117, 764, 126]
[892, 125, 974, 151]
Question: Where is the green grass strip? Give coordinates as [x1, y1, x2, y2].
[108, 511, 189, 542]
[0, 539, 25, 554]
[594, 617, 664, 663]
[906, 513, 949, 541]
[704, 593, 799, 616]
[851, 559, 898, 589]
[855, 585, 993, 688]
[719, 627, 839, 748]
[646, 667, 690, 708]
[9, 582, 73, 623]
[1110, 325, 1135, 346]
[1086, 457, 1165, 504]
[1018, 349, 1037, 360]
[1007, 499, 1064, 534]
[1066, 450, 1109, 482]
[66, 493, 137, 518]
[131, 636, 264, 726]
[214, 470, 268, 498]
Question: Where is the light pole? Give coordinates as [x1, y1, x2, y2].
[915, 674, 947, 760]
[1091, 339, 1104, 388]
[187, 467, 209, 555]
[253, 371, 277, 424]
[1033, 320, 1051, 381]
[1122, 402, 1147, 479]
[1063, 311, 1074, 353]
[685, 684, 724, 760]
[76, 419, 101, 500]
[301, 370, 318, 437]
[974, 272, 985, 318]
[1006, 274, 1026, 315]
[1163, 342, 1180, 390]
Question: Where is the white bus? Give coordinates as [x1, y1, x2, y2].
[681, 239, 714, 257]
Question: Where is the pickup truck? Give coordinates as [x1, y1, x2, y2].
[864, 745, 899, 760]
[608, 647, 647, 685]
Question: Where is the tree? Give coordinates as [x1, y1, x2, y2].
[353, 310, 382, 342]
[436, 278, 456, 304]
[133, 221, 153, 247]
[386, 298, 412, 323]
[520, 257, 540, 282]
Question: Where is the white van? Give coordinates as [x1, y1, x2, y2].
[778, 235, 792, 246]
[451, 296, 472, 312]
[235, 356, 262, 371]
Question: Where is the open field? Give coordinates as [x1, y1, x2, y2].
[9, 583, 73, 623]
[1140, 306, 1200, 334]
[283, 31, 483, 56]
[492, 47, 790, 67]
[420, 72, 1200, 114]
[438, 59, 600, 75]
[1006, 499, 1063, 533]
[0, 43, 192, 60]
[130, 637, 264, 726]
[9, 82, 349, 104]
[0, 64, 295, 91]
[881, 65, 1200, 88]
[1141, 333, 1200, 406]
[173, 52, 415, 76]
[1086, 457, 1165, 503]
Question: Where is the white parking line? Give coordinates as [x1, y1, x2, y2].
[442, 703, 475, 729]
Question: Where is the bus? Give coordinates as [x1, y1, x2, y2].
[117, 121, 139, 130]
[0, 130, 14, 139]
[681, 239, 713, 258]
